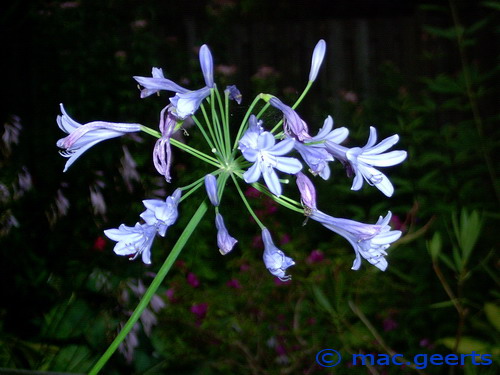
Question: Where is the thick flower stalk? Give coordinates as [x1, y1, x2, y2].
[56, 39, 408, 373]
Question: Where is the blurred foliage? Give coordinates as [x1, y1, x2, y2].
[1, 0, 499, 374]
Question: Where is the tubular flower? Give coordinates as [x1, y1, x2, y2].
[295, 172, 317, 212]
[326, 126, 407, 197]
[269, 97, 311, 141]
[239, 115, 302, 196]
[134, 44, 215, 119]
[140, 189, 182, 237]
[262, 228, 295, 281]
[310, 210, 401, 271]
[225, 85, 242, 104]
[215, 213, 238, 255]
[294, 116, 348, 180]
[133, 67, 188, 99]
[308, 39, 326, 82]
[56, 104, 141, 172]
[152, 106, 178, 182]
[104, 223, 157, 265]
[204, 174, 219, 207]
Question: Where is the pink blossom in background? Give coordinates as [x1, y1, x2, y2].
[226, 278, 242, 289]
[307, 249, 325, 264]
[191, 302, 208, 320]
[186, 272, 200, 288]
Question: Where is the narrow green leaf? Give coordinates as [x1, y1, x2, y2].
[439, 337, 489, 353]
[484, 303, 500, 331]
[312, 286, 335, 314]
[427, 232, 442, 260]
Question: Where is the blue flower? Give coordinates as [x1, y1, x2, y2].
[134, 45, 215, 119]
[204, 174, 219, 206]
[310, 210, 401, 271]
[262, 228, 295, 281]
[295, 172, 317, 211]
[140, 189, 182, 237]
[133, 67, 189, 99]
[104, 223, 157, 265]
[294, 116, 348, 179]
[326, 126, 407, 197]
[56, 104, 141, 172]
[152, 106, 178, 182]
[225, 85, 242, 104]
[269, 97, 311, 141]
[215, 213, 238, 255]
[239, 115, 302, 196]
[309, 39, 326, 82]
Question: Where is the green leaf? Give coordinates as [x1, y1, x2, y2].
[439, 337, 489, 353]
[423, 25, 459, 39]
[427, 232, 442, 260]
[312, 286, 335, 314]
[484, 303, 500, 331]
[482, 1, 500, 11]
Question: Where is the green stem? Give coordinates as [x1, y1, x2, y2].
[140, 124, 220, 167]
[448, 0, 500, 205]
[230, 174, 265, 229]
[170, 138, 220, 168]
[88, 200, 209, 375]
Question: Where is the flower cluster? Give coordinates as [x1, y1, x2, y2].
[56, 39, 406, 282]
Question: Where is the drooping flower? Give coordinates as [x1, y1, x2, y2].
[239, 115, 302, 196]
[140, 189, 182, 237]
[215, 213, 238, 255]
[295, 172, 317, 212]
[104, 223, 157, 265]
[56, 104, 142, 172]
[310, 210, 401, 271]
[308, 39, 326, 82]
[134, 45, 215, 119]
[262, 228, 295, 281]
[325, 126, 407, 197]
[204, 174, 219, 206]
[269, 97, 311, 141]
[152, 106, 178, 182]
[294, 116, 349, 179]
[225, 85, 242, 104]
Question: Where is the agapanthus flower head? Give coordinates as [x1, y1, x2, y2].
[239, 115, 302, 196]
[262, 228, 295, 281]
[104, 223, 157, 265]
[309, 39, 326, 82]
[140, 189, 182, 237]
[215, 213, 238, 255]
[56, 104, 141, 172]
[310, 210, 401, 271]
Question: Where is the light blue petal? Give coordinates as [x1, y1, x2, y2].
[262, 167, 282, 196]
[269, 137, 295, 156]
[243, 162, 262, 183]
[275, 156, 303, 174]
